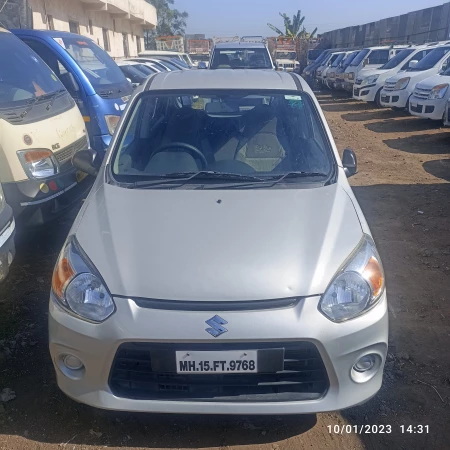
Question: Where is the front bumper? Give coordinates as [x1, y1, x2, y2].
[49, 292, 388, 414]
[343, 80, 354, 92]
[409, 97, 445, 121]
[380, 89, 410, 108]
[0, 204, 15, 282]
[2, 169, 93, 227]
[353, 84, 378, 102]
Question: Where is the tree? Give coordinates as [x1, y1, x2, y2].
[268, 10, 317, 39]
[144, 0, 189, 49]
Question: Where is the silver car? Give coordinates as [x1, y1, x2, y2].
[51, 69, 388, 414]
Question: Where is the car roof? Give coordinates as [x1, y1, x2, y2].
[214, 42, 267, 49]
[144, 69, 302, 91]
[139, 50, 185, 56]
[11, 29, 89, 40]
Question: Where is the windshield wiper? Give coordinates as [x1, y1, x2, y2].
[131, 171, 266, 189]
[20, 96, 39, 119]
[203, 171, 329, 190]
[44, 89, 66, 111]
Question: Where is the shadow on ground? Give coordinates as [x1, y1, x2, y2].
[423, 159, 450, 182]
[342, 109, 400, 122]
[383, 132, 450, 154]
[366, 117, 443, 134]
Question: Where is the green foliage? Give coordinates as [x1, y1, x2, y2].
[144, 0, 189, 49]
[268, 10, 317, 39]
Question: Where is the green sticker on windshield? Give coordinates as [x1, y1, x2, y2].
[285, 95, 303, 109]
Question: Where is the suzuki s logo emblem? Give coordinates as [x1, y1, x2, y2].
[205, 315, 228, 337]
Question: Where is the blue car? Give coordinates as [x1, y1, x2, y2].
[12, 30, 133, 157]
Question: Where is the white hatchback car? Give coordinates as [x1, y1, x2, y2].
[52, 70, 388, 415]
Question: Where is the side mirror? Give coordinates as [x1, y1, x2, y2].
[198, 61, 207, 69]
[72, 149, 100, 177]
[342, 148, 357, 177]
[408, 59, 418, 68]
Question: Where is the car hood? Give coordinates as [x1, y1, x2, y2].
[358, 68, 389, 79]
[387, 68, 436, 83]
[416, 74, 449, 89]
[75, 182, 363, 301]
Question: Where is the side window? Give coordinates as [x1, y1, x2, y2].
[368, 50, 389, 65]
[441, 55, 450, 72]
[22, 39, 79, 97]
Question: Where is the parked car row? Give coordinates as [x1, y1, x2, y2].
[304, 41, 450, 125]
[0, 27, 200, 284]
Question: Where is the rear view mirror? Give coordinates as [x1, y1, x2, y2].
[408, 60, 418, 68]
[342, 148, 357, 177]
[72, 149, 100, 177]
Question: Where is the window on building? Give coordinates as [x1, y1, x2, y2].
[88, 20, 94, 35]
[69, 21, 80, 35]
[123, 33, 130, 58]
[47, 15, 54, 31]
[136, 36, 142, 54]
[102, 28, 111, 52]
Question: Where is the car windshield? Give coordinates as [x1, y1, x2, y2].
[111, 90, 334, 186]
[351, 49, 370, 66]
[276, 52, 296, 60]
[119, 65, 147, 84]
[341, 52, 359, 69]
[59, 36, 127, 91]
[379, 49, 415, 69]
[0, 33, 65, 108]
[159, 60, 180, 71]
[133, 63, 157, 75]
[170, 58, 189, 68]
[407, 47, 450, 71]
[308, 49, 323, 61]
[331, 53, 345, 67]
[211, 48, 272, 69]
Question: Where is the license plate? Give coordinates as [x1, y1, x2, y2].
[176, 350, 258, 374]
[76, 170, 88, 183]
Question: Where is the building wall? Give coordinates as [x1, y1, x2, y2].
[321, 3, 450, 49]
[27, 0, 155, 58]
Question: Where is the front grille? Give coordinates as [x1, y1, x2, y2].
[354, 87, 361, 96]
[54, 136, 88, 172]
[413, 87, 431, 100]
[109, 342, 329, 402]
[383, 81, 396, 92]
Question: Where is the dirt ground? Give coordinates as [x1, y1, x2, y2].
[1, 91, 450, 450]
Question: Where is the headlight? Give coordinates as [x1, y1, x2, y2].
[361, 75, 379, 86]
[348, 72, 355, 80]
[319, 235, 385, 322]
[0, 183, 5, 213]
[105, 115, 121, 135]
[394, 77, 410, 90]
[428, 84, 449, 99]
[17, 149, 59, 179]
[51, 236, 115, 322]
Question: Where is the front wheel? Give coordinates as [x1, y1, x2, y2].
[375, 89, 383, 108]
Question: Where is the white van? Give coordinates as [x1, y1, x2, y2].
[380, 44, 450, 110]
[353, 45, 436, 106]
[344, 46, 406, 92]
[408, 65, 450, 123]
[320, 52, 347, 87]
[0, 28, 89, 226]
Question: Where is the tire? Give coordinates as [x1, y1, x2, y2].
[375, 89, 382, 108]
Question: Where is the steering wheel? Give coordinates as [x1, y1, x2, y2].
[150, 142, 208, 169]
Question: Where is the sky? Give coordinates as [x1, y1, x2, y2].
[174, 0, 445, 37]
